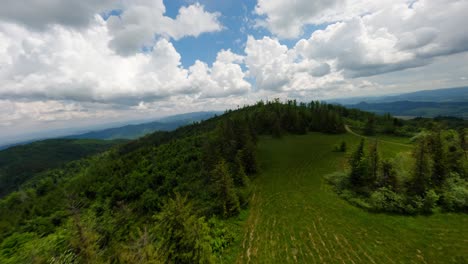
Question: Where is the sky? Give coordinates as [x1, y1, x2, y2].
[1, 0, 468, 144]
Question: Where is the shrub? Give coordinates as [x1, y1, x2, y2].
[324, 172, 349, 192]
[369, 187, 406, 213]
[422, 189, 439, 214]
[440, 174, 468, 211]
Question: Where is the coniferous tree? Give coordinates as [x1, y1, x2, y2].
[430, 131, 447, 187]
[380, 159, 398, 190]
[368, 141, 379, 186]
[364, 116, 376, 136]
[349, 139, 367, 188]
[155, 193, 213, 264]
[409, 139, 431, 195]
[211, 160, 240, 217]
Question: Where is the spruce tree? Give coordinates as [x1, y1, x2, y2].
[349, 139, 367, 188]
[410, 139, 431, 195]
[380, 159, 398, 190]
[430, 131, 447, 188]
[155, 193, 213, 264]
[368, 141, 379, 186]
[211, 160, 240, 217]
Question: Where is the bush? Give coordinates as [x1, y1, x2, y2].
[422, 189, 439, 214]
[369, 187, 406, 213]
[324, 172, 349, 192]
[440, 174, 468, 211]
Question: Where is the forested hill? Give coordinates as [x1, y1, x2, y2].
[0, 100, 465, 263]
[0, 139, 127, 198]
[0, 100, 348, 263]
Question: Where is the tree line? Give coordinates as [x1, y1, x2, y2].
[327, 127, 467, 214]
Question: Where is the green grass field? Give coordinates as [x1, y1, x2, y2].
[234, 132, 468, 263]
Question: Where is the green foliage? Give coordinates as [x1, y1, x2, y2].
[369, 187, 406, 213]
[211, 160, 240, 218]
[154, 193, 213, 264]
[440, 174, 468, 211]
[0, 139, 124, 197]
[349, 139, 368, 190]
[329, 128, 467, 215]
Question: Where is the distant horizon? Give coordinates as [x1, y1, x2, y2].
[1, 85, 467, 147]
[2, 0, 468, 146]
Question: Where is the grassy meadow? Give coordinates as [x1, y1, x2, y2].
[233, 132, 468, 263]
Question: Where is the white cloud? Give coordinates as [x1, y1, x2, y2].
[107, 0, 222, 55]
[244, 36, 344, 94]
[255, 0, 342, 38]
[0, 0, 115, 30]
[189, 50, 251, 98]
[257, 0, 468, 77]
[0, 17, 247, 105]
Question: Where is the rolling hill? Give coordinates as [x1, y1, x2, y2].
[0, 138, 126, 198]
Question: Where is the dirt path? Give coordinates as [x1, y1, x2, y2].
[344, 125, 412, 147]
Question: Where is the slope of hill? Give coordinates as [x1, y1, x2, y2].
[66, 111, 219, 140]
[236, 133, 467, 263]
[0, 139, 126, 197]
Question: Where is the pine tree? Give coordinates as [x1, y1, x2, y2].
[368, 141, 379, 186]
[211, 160, 240, 217]
[430, 131, 447, 187]
[380, 159, 398, 190]
[364, 116, 376, 136]
[154, 193, 213, 264]
[409, 139, 431, 195]
[349, 139, 367, 188]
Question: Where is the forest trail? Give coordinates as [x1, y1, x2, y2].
[235, 133, 468, 263]
[344, 125, 412, 147]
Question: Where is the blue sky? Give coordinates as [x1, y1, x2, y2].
[0, 0, 467, 143]
[146, 0, 261, 67]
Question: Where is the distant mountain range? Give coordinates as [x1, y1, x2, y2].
[330, 86, 468, 105]
[0, 111, 220, 150]
[330, 86, 468, 118]
[348, 101, 468, 119]
[66, 111, 219, 140]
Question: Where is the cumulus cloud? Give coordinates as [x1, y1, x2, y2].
[107, 0, 222, 55]
[0, 17, 246, 105]
[244, 36, 344, 93]
[255, 0, 342, 38]
[0, 0, 115, 30]
[258, 0, 468, 77]
[189, 50, 251, 98]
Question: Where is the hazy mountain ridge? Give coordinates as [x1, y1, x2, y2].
[330, 87, 468, 118]
[349, 101, 468, 119]
[330, 86, 468, 105]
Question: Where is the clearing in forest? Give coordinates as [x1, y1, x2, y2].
[236, 132, 468, 263]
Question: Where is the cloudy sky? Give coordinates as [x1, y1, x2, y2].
[1, 0, 468, 144]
